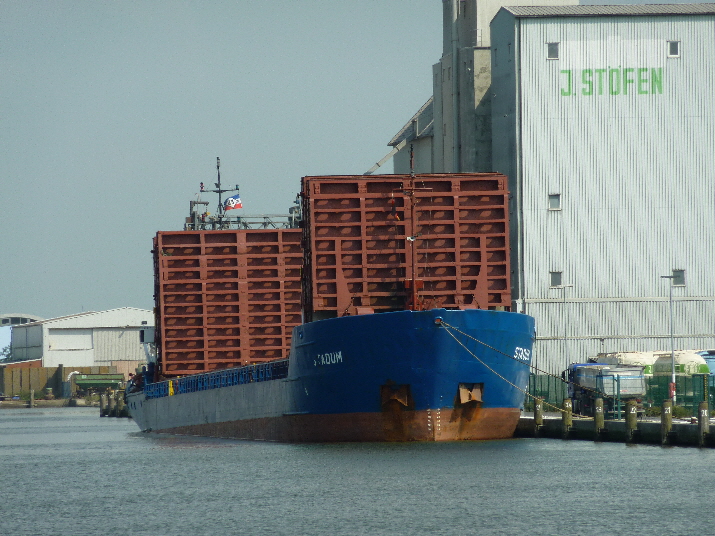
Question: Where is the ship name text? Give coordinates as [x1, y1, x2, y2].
[514, 347, 531, 363]
[314, 351, 343, 367]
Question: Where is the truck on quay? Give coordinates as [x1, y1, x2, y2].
[565, 363, 647, 418]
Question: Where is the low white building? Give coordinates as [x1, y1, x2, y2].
[10, 307, 153, 374]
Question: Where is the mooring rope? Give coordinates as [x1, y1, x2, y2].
[439, 320, 595, 416]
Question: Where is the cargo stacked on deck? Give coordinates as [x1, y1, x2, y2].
[130, 172, 535, 441]
[153, 229, 303, 377]
[300, 174, 511, 321]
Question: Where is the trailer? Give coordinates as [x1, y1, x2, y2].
[566, 364, 646, 418]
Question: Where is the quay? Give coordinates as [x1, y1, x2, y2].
[0, 388, 130, 418]
[516, 398, 715, 447]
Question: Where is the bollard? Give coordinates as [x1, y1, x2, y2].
[661, 399, 673, 445]
[99, 393, 106, 417]
[698, 401, 709, 448]
[534, 397, 543, 437]
[29, 389, 35, 409]
[562, 398, 573, 439]
[625, 399, 638, 443]
[116, 392, 127, 418]
[594, 398, 605, 439]
[107, 390, 116, 417]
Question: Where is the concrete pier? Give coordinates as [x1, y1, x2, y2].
[516, 410, 715, 448]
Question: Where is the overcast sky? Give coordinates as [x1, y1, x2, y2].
[1, 1, 442, 320]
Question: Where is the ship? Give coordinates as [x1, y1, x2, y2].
[126, 166, 536, 441]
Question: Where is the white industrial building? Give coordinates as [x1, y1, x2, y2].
[491, 4, 715, 373]
[10, 307, 153, 374]
[389, 2, 715, 373]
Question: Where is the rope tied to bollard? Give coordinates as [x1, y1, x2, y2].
[438, 320, 590, 416]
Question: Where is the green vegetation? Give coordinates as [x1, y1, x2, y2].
[644, 406, 661, 417]
[673, 405, 692, 419]
[644, 405, 695, 418]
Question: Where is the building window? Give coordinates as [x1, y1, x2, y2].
[671, 269, 685, 286]
[550, 271, 563, 288]
[667, 41, 680, 58]
[548, 194, 561, 211]
[547, 42, 559, 60]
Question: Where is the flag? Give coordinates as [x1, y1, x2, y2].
[224, 194, 242, 210]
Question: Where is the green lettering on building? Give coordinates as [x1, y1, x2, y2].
[623, 68, 635, 95]
[560, 70, 573, 96]
[651, 67, 663, 94]
[559, 67, 664, 97]
[609, 68, 621, 95]
[637, 68, 649, 94]
[581, 69, 593, 95]
[595, 69, 606, 95]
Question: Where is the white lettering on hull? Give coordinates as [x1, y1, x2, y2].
[313, 351, 343, 367]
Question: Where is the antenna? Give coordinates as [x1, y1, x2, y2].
[192, 158, 241, 229]
[216, 157, 222, 216]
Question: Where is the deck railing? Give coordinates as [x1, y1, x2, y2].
[144, 360, 290, 400]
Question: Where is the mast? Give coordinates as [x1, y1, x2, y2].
[195, 156, 241, 229]
[216, 156, 222, 217]
[397, 144, 431, 311]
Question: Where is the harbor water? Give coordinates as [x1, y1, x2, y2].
[1, 408, 713, 536]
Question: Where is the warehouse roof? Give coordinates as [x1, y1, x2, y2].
[17, 307, 152, 328]
[500, 4, 715, 18]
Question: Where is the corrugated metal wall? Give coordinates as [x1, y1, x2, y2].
[48, 328, 93, 350]
[494, 13, 715, 373]
[10, 324, 43, 361]
[529, 299, 715, 375]
[93, 328, 146, 364]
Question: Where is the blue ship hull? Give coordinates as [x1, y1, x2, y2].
[127, 308, 535, 441]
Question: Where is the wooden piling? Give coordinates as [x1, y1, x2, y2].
[107, 390, 116, 417]
[625, 399, 638, 443]
[116, 391, 127, 417]
[594, 398, 604, 439]
[562, 398, 572, 439]
[533, 398, 543, 437]
[29, 389, 35, 408]
[698, 401, 709, 448]
[99, 394, 106, 417]
[661, 399, 673, 445]
[57, 364, 64, 397]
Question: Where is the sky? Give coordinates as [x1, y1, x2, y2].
[1, 1, 443, 320]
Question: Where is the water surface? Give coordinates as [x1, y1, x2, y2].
[1, 408, 711, 536]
